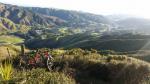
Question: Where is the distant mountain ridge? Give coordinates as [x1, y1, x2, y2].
[0, 2, 111, 29]
[25, 7, 111, 27]
[0, 3, 66, 27]
[1, 2, 150, 34]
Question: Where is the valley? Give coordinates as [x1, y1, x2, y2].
[0, 2, 150, 84]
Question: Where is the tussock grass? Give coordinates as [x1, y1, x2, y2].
[0, 59, 13, 81]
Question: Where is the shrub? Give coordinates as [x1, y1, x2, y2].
[108, 63, 150, 84]
[12, 68, 76, 84]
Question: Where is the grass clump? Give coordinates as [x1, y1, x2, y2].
[0, 59, 13, 81]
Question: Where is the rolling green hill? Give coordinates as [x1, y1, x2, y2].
[0, 35, 24, 44]
[24, 33, 150, 52]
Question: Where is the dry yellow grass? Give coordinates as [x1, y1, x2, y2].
[0, 44, 29, 60]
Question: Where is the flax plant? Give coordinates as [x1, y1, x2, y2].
[0, 59, 13, 81]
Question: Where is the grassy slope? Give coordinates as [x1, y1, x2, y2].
[25, 33, 150, 52]
[0, 45, 20, 60]
[9, 48, 150, 84]
[0, 35, 24, 44]
[53, 49, 150, 84]
[0, 17, 17, 33]
[0, 35, 25, 60]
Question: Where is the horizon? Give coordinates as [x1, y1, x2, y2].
[0, 0, 150, 19]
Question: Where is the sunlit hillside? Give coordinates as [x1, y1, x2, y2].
[0, 1, 150, 84]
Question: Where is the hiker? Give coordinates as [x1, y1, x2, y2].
[47, 54, 54, 71]
[43, 51, 54, 70]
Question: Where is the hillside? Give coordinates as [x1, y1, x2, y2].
[25, 7, 111, 27]
[0, 3, 66, 26]
[107, 15, 150, 34]
[116, 18, 150, 31]
[25, 33, 150, 52]
[0, 3, 111, 29]
[0, 2, 150, 84]
[0, 3, 148, 52]
[1, 2, 150, 34]
[1, 48, 149, 84]
[0, 17, 16, 33]
[0, 17, 32, 34]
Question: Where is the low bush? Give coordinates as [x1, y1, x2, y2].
[12, 68, 76, 84]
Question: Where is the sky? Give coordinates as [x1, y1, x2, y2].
[0, 0, 150, 18]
